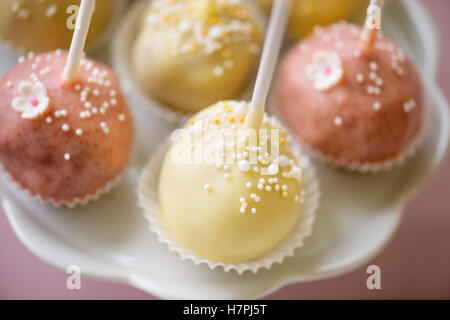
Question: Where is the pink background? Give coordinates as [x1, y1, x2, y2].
[1, 0, 449, 300]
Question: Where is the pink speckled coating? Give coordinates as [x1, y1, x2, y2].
[0, 51, 133, 205]
[275, 23, 423, 165]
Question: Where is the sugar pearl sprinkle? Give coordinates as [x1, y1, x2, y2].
[143, 0, 260, 76]
[309, 22, 413, 115]
[10, 49, 128, 164]
[193, 101, 304, 215]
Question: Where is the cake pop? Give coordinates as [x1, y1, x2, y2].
[254, 0, 368, 39]
[275, 0, 424, 170]
[0, 0, 133, 206]
[146, 1, 317, 264]
[0, 0, 118, 53]
[132, 0, 265, 113]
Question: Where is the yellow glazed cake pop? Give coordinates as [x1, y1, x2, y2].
[0, 0, 116, 53]
[158, 101, 305, 262]
[254, 0, 368, 38]
[132, 0, 264, 113]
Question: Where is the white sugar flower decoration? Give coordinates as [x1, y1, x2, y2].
[12, 81, 50, 120]
[306, 51, 344, 91]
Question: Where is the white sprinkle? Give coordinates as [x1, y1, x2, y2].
[11, 2, 20, 12]
[265, 185, 272, 192]
[224, 173, 230, 180]
[259, 178, 265, 184]
[281, 185, 288, 191]
[268, 163, 279, 175]
[240, 197, 245, 203]
[45, 116, 52, 124]
[84, 102, 92, 109]
[110, 98, 117, 106]
[18, 56, 25, 63]
[110, 90, 117, 97]
[246, 182, 252, 189]
[294, 195, 300, 202]
[251, 208, 256, 214]
[118, 114, 126, 122]
[238, 160, 250, 172]
[240, 208, 246, 214]
[213, 66, 224, 77]
[354, 73, 364, 83]
[276, 156, 288, 167]
[45, 4, 58, 18]
[204, 184, 211, 192]
[18, 9, 31, 20]
[100, 108, 106, 115]
[253, 166, 259, 173]
[257, 184, 263, 190]
[102, 101, 109, 108]
[373, 101, 381, 111]
[275, 184, 280, 191]
[64, 153, 71, 161]
[370, 61, 378, 71]
[62, 124, 70, 132]
[93, 89, 100, 96]
[60, 110, 67, 117]
[6, 81, 13, 88]
[334, 116, 343, 126]
[75, 129, 83, 136]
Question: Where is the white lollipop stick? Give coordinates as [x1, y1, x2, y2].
[245, 0, 292, 129]
[62, 0, 96, 85]
[360, 0, 385, 54]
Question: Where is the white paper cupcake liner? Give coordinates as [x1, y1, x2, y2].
[0, 0, 128, 55]
[112, 0, 267, 124]
[0, 160, 128, 209]
[137, 134, 321, 274]
[269, 94, 429, 173]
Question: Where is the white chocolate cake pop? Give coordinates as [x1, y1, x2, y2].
[132, 0, 264, 113]
[158, 101, 305, 262]
[153, 1, 311, 263]
[0, 0, 116, 53]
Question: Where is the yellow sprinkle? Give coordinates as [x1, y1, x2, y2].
[280, 138, 286, 144]
[229, 117, 235, 123]
[214, 118, 220, 125]
[189, 119, 195, 125]
[239, 116, 245, 123]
